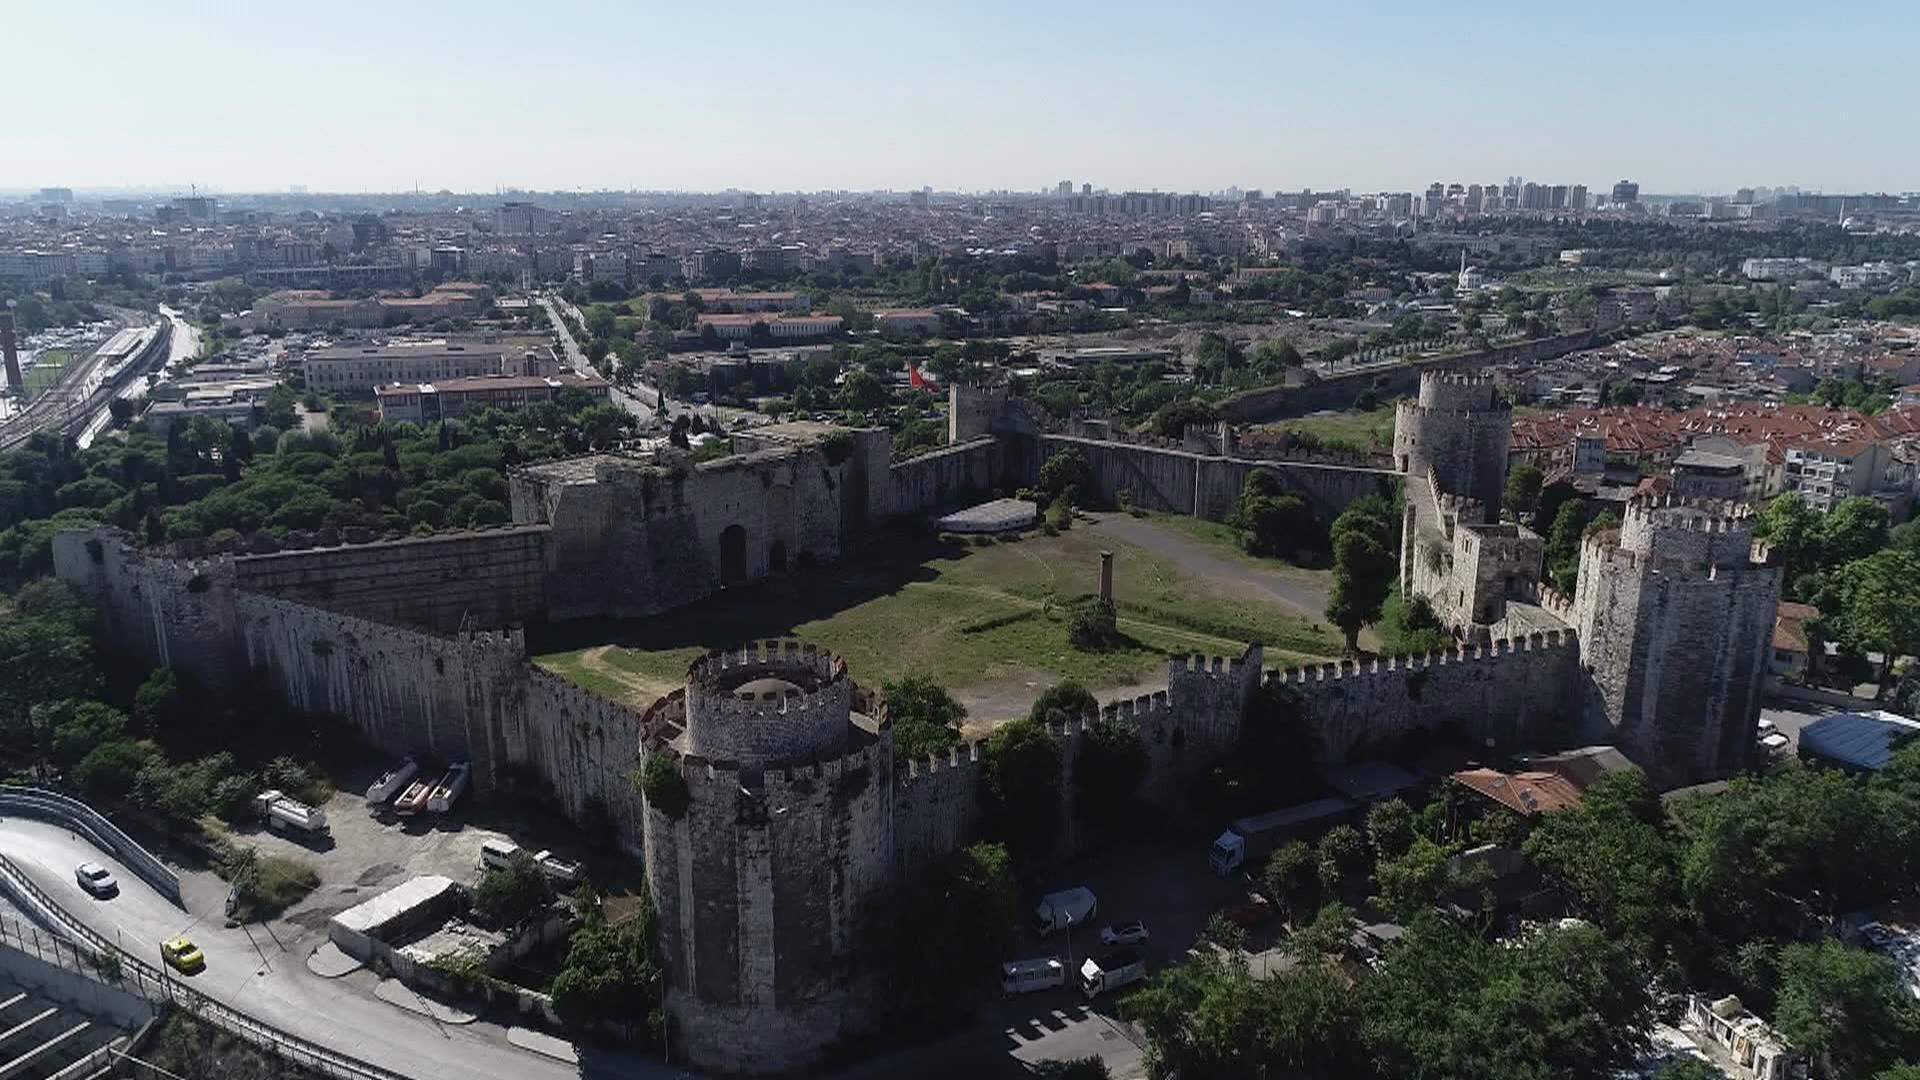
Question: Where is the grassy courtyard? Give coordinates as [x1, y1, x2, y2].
[531, 515, 1344, 725]
[1259, 402, 1398, 453]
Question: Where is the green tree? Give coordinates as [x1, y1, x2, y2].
[1522, 769, 1680, 959]
[1260, 840, 1321, 922]
[1545, 498, 1588, 593]
[1233, 471, 1318, 558]
[882, 675, 964, 763]
[1315, 824, 1371, 898]
[878, 843, 1020, 1027]
[1776, 940, 1920, 1080]
[132, 667, 187, 738]
[1755, 493, 1823, 594]
[1029, 681, 1098, 723]
[839, 368, 889, 411]
[74, 739, 160, 805]
[1825, 549, 1920, 682]
[1038, 448, 1094, 504]
[1823, 496, 1891, 566]
[1327, 524, 1395, 652]
[550, 892, 665, 1041]
[1074, 717, 1148, 831]
[472, 851, 550, 927]
[1503, 463, 1543, 522]
[1365, 798, 1416, 861]
[43, 700, 129, 771]
[980, 719, 1063, 858]
[1126, 946, 1363, 1080]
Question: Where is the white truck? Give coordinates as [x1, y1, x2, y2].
[1078, 949, 1145, 999]
[1032, 886, 1097, 936]
[1209, 796, 1356, 875]
[254, 789, 329, 836]
[365, 757, 418, 806]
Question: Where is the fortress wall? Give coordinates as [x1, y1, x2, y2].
[520, 670, 648, 854]
[232, 590, 482, 765]
[229, 527, 551, 632]
[886, 437, 999, 519]
[525, 449, 852, 620]
[1215, 328, 1611, 423]
[893, 742, 985, 879]
[1271, 631, 1585, 761]
[1036, 434, 1392, 521]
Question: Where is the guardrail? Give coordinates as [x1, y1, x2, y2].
[0, 786, 181, 905]
[0, 852, 411, 1080]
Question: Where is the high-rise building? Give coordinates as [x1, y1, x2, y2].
[1056, 180, 1072, 198]
[494, 201, 551, 235]
[1081, 183, 1092, 196]
[36, 187, 73, 204]
[1569, 185, 1588, 212]
[1549, 184, 1570, 209]
[1612, 180, 1640, 204]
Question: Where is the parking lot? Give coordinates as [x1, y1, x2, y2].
[192, 758, 607, 951]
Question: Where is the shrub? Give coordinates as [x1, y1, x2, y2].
[636, 755, 690, 819]
[1069, 598, 1119, 651]
[472, 851, 550, 927]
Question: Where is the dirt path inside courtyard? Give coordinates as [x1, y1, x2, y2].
[1085, 512, 1380, 651]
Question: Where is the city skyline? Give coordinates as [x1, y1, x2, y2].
[7, 0, 1917, 196]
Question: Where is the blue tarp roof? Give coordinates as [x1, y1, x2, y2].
[1800, 711, 1920, 771]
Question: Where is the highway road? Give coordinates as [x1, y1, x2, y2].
[0, 816, 689, 1080]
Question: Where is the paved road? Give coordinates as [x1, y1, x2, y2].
[0, 816, 688, 1080]
[541, 295, 661, 426]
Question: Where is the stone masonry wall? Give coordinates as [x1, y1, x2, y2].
[1036, 433, 1393, 521]
[643, 737, 893, 1075]
[517, 448, 851, 620]
[229, 527, 551, 633]
[886, 437, 1000, 519]
[1572, 540, 1780, 786]
[53, 528, 648, 853]
[1277, 631, 1585, 761]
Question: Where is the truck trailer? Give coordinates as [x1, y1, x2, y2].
[254, 789, 329, 836]
[1209, 796, 1357, 875]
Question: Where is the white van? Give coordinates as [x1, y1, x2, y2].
[1000, 957, 1066, 995]
[478, 838, 522, 872]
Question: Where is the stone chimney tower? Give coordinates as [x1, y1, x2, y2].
[0, 308, 21, 393]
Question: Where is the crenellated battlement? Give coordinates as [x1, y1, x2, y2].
[684, 639, 855, 765]
[1263, 629, 1577, 686]
[690, 639, 845, 688]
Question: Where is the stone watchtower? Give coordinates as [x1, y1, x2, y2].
[1393, 371, 1512, 515]
[638, 642, 894, 1075]
[1570, 496, 1781, 787]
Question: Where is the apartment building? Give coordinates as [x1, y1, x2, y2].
[374, 372, 610, 424]
[303, 339, 558, 395]
[694, 313, 844, 342]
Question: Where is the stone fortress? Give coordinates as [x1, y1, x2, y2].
[50, 372, 1778, 1072]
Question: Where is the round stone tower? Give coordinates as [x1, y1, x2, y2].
[1570, 495, 1780, 787]
[1393, 371, 1512, 515]
[639, 640, 894, 1075]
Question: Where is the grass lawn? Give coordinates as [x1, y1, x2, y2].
[531, 517, 1343, 723]
[22, 348, 73, 396]
[1260, 402, 1398, 452]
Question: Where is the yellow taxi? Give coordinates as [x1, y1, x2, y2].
[160, 937, 205, 974]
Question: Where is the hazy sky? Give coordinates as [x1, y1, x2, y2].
[8, 0, 1916, 196]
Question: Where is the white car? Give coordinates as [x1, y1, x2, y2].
[1099, 920, 1149, 946]
[74, 862, 117, 898]
[1760, 732, 1791, 752]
